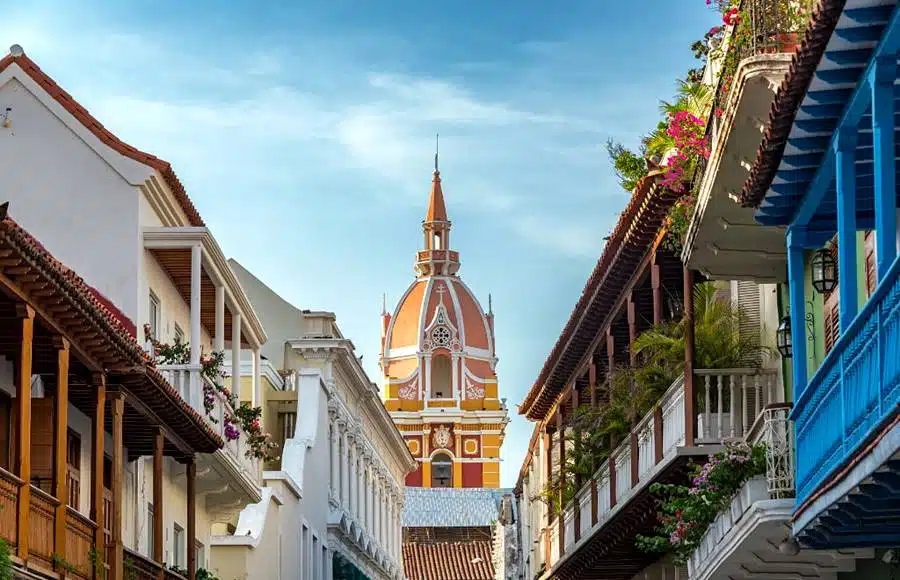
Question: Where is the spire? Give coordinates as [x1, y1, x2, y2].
[426, 133, 448, 223]
[416, 140, 459, 277]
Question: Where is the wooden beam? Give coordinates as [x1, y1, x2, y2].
[91, 373, 106, 566]
[109, 392, 125, 580]
[0, 271, 104, 372]
[16, 304, 34, 562]
[53, 338, 70, 563]
[653, 406, 664, 464]
[187, 459, 197, 580]
[107, 380, 194, 459]
[683, 267, 696, 447]
[651, 263, 662, 325]
[153, 429, 164, 573]
[627, 293, 637, 365]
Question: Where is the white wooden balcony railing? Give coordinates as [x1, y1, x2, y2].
[696, 368, 779, 443]
[158, 364, 260, 480]
[550, 367, 783, 570]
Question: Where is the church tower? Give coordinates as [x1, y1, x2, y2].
[380, 158, 508, 489]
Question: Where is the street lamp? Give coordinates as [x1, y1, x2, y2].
[811, 248, 837, 294]
[777, 316, 792, 358]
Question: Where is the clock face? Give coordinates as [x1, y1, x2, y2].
[431, 326, 451, 347]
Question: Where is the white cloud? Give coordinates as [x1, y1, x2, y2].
[0, 8, 633, 257]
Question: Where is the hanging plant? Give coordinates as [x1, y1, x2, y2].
[224, 414, 240, 441]
[233, 403, 279, 462]
[636, 441, 766, 565]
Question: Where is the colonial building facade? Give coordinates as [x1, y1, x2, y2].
[0, 46, 268, 580]
[222, 260, 416, 579]
[381, 164, 509, 489]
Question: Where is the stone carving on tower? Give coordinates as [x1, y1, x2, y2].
[378, 151, 509, 489]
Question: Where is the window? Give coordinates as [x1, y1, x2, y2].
[148, 292, 160, 340]
[431, 453, 453, 488]
[312, 536, 319, 579]
[321, 545, 328, 580]
[147, 503, 155, 558]
[174, 523, 185, 567]
[433, 232, 442, 250]
[66, 429, 81, 509]
[174, 323, 185, 345]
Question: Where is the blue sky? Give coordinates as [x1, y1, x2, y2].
[3, 1, 716, 487]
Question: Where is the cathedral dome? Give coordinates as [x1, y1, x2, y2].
[385, 276, 494, 356]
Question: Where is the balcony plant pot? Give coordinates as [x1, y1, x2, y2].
[762, 32, 799, 55]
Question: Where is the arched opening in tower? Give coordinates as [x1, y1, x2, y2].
[431, 355, 452, 399]
[431, 452, 453, 488]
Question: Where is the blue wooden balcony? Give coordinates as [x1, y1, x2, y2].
[747, 0, 900, 548]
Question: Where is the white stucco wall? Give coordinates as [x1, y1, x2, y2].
[228, 259, 302, 369]
[0, 75, 143, 321]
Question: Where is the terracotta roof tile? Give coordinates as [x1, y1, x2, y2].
[403, 541, 494, 580]
[0, 51, 205, 228]
[738, 0, 846, 208]
[0, 214, 223, 451]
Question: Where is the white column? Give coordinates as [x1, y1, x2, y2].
[252, 348, 261, 407]
[214, 285, 225, 352]
[330, 423, 339, 497]
[424, 355, 432, 399]
[190, 244, 202, 365]
[231, 312, 242, 399]
[375, 481, 381, 546]
[356, 451, 363, 524]
[451, 353, 459, 400]
[349, 442, 357, 519]
[340, 430, 349, 508]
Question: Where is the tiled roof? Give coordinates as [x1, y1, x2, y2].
[519, 172, 679, 419]
[0, 50, 205, 228]
[737, 0, 846, 208]
[402, 488, 507, 528]
[0, 212, 223, 452]
[403, 540, 494, 580]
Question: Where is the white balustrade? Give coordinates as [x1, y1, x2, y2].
[636, 412, 655, 481]
[662, 377, 686, 455]
[594, 470, 610, 521]
[549, 521, 559, 566]
[158, 363, 260, 482]
[695, 368, 778, 443]
[544, 370, 782, 569]
[563, 504, 575, 552]
[613, 443, 631, 504]
[576, 485, 592, 538]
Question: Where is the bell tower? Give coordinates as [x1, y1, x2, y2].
[380, 150, 508, 489]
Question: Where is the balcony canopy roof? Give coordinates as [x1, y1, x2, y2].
[741, 1, 900, 235]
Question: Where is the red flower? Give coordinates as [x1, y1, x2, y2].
[723, 7, 740, 26]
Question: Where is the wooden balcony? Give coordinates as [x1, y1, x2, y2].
[0, 467, 105, 579]
[546, 368, 782, 580]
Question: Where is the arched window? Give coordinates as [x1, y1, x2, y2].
[433, 232, 442, 250]
[431, 453, 453, 488]
[431, 355, 452, 399]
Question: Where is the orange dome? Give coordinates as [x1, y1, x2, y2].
[385, 277, 494, 356]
